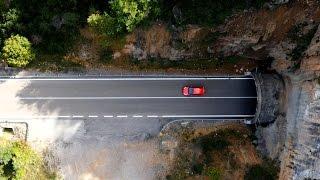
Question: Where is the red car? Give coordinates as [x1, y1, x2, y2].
[182, 86, 205, 96]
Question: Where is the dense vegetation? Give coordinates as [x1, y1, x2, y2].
[0, 138, 55, 179]
[0, 0, 268, 68]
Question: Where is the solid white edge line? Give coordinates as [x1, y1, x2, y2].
[17, 96, 258, 100]
[161, 115, 255, 118]
[0, 115, 255, 118]
[0, 77, 254, 81]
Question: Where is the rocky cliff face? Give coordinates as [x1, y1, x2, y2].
[255, 3, 320, 180]
[193, 1, 320, 179]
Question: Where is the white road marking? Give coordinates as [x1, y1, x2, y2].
[17, 96, 257, 100]
[57, 115, 71, 118]
[0, 77, 254, 81]
[161, 115, 255, 118]
[0, 114, 255, 119]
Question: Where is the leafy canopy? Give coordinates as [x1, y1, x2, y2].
[2, 34, 35, 67]
[110, 0, 160, 32]
[88, 0, 160, 35]
[0, 139, 50, 180]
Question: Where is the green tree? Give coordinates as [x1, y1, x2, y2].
[2, 34, 35, 67]
[0, 139, 53, 180]
[88, 0, 160, 36]
[110, 0, 160, 32]
[11, 0, 80, 53]
[0, 8, 22, 38]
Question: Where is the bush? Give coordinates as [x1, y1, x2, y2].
[2, 34, 35, 67]
[0, 139, 53, 179]
[110, 0, 160, 32]
[87, 13, 118, 36]
[205, 167, 221, 180]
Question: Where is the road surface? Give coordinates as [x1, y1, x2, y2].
[0, 76, 257, 119]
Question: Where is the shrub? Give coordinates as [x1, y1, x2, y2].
[205, 167, 222, 180]
[110, 0, 160, 32]
[87, 13, 118, 36]
[2, 34, 35, 67]
[0, 139, 53, 179]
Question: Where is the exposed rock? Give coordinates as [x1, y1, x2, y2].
[279, 80, 320, 180]
[251, 44, 266, 51]
[272, 0, 290, 5]
[172, 6, 183, 24]
[263, 22, 277, 41]
[179, 25, 208, 43]
[113, 52, 122, 59]
[122, 23, 208, 60]
[132, 47, 148, 60]
[300, 25, 320, 77]
[210, 36, 260, 57]
[270, 41, 296, 74]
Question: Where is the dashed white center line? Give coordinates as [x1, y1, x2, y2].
[117, 115, 128, 118]
[72, 115, 84, 118]
[103, 115, 114, 118]
[133, 115, 143, 118]
[58, 115, 71, 118]
[147, 115, 158, 118]
[88, 115, 98, 118]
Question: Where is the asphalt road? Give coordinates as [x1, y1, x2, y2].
[0, 76, 257, 119]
